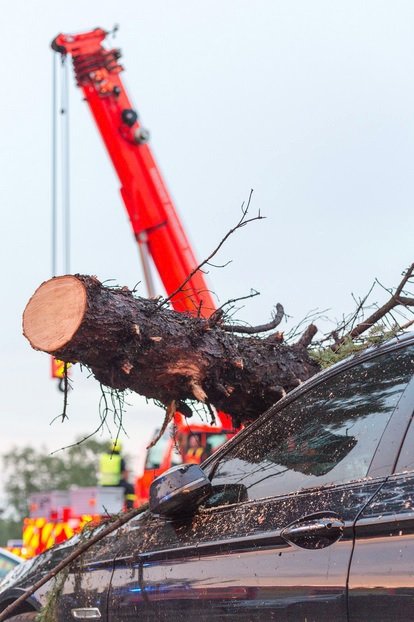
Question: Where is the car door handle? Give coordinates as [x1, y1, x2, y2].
[71, 608, 102, 619]
[281, 512, 344, 550]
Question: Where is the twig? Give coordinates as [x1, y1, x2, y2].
[146, 400, 177, 449]
[206, 402, 217, 425]
[222, 303, 285, 334]
[50, 384, 122, 455]
[208, 289, 261, 327]
[206, 259, 233, 269]
[296, 323, 318, 348]
[159, 190, 263, 309]
[330, 281, 376, 339]
[284, 308, 330, 343]
[50, 364, 71, 425]
[333, 263, 414, 350]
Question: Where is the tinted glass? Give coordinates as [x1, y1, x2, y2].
[208, 345, 414, 504]
[145, 438, 167, 469]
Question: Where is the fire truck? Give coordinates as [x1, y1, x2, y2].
[20, 26, 237, 558]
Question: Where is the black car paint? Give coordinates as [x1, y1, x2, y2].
[348, 472, 414, 620]
[2, 334, 414, 621]
[108, 479, 383, 621]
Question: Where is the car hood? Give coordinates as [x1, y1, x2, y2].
[0, 512, 150, 598]
[0, 533, 81, 595]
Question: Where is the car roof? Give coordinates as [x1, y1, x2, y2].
[289, 330, 414, 404]
[0, 548, 22, 564]
[315, 330, 414, 375]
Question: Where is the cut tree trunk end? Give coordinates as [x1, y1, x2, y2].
[23, 275, 321, 424]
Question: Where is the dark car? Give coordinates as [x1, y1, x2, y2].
[2, 334, 414, 621]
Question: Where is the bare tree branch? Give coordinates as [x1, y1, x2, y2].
[222, 303, 285, 334]
[285, 308, 330, 344]
[333, 263, 414, 350]
[159, 190, 263, 309]
[146, 400, 177, 449]
[296, 323, 318, 348]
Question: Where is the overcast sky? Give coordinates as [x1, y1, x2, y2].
[1, 1, 414, 488]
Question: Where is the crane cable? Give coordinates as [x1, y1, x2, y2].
[51, 52, 57, 277]
[51, 51, 71, 277]
[51, 52, 71, 392]
[61, 53, 71, 275]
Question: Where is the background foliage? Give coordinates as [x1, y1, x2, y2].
[1, 437, 108, 523]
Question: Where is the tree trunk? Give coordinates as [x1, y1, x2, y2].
[23, 275, 320, 424]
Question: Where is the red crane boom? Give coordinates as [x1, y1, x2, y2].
[52, 27, 215, 316]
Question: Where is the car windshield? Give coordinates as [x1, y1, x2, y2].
[206, 345, 414, 504]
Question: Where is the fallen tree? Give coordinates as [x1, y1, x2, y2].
[22, 264, 414, 427]
[23, 274, 320, 425]
[7, 264, 413, 622]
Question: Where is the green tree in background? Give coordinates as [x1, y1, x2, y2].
[1, 437, 108, 521]
[0, 515, 21, 546]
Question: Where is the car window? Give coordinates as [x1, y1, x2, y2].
[0, 551, 20, 579]
[145, 430, 170, 468]
[207, 345, 414, 505]
[206, 433, 228, 455]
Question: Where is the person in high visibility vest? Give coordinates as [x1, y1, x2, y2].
[99, 440, 136, 509]
[184, 434, 205, 465]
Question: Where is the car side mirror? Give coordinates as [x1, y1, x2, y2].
[149, 464, 212, 519]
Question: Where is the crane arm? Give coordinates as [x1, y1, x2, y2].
[52, 28, 215, 317]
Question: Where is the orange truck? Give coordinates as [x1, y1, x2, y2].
[22, 487, 124, 558]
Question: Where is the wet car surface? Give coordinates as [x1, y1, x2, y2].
[2, 333, 414, 621]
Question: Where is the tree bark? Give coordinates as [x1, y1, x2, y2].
[23, 275, 320, 424]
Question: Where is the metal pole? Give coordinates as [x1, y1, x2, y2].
[51, 52, 58, 276]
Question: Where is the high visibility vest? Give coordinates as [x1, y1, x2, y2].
[185, 447, 204, 464]
[99, 453, 122, 486]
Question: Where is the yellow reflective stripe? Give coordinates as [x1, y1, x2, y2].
[22, 524, 35, 546]
[41, 522, 54, 545]
[63, 525, 75, 539]
[45, 534, 57, 550]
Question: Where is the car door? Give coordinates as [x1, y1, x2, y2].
[54, 526, 128, 622]
[348, 356, 414, 621]
[108, 341, 414, 622]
